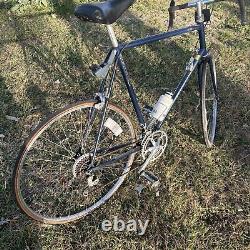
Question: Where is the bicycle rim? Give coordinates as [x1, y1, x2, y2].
[201, 58, 218, 147]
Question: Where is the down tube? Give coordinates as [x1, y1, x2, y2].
[117, 55, 146, 127]
[158, 52, 205, 129]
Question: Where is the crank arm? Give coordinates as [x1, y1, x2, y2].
[138, 147, 158, 173]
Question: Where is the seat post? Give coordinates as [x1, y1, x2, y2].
[107, 25, 118, 48]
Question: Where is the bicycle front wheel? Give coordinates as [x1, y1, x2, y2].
[200, 57, 218, 147]
[14, 100, 137, 224]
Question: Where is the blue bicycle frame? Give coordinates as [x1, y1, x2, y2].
[112, 22, 208, 128]
[91, 8, 210, 164]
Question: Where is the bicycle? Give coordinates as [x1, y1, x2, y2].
[13, 0, 247, 224]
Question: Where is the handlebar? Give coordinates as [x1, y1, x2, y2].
[167, 0, 248, 30]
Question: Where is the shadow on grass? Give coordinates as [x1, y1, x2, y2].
[0, 76, 20, 133]
[26, 84, 50, 115]
[0, 1, 14, 10]
[222, 0, 250, 23]
[0, 76, 42, 249]
[50, 0, 76, 16]
[0, 2, 249, 249]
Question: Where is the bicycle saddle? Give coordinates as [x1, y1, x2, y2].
[74, 0, 135, 24]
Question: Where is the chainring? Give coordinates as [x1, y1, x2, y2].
[141, 130, 168, 161]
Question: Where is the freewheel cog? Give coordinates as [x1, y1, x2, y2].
[72, 153, 90, 178]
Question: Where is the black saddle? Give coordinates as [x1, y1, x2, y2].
[74, 0, 135, 24]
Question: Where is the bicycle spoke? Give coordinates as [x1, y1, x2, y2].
[205, 97, 214, 101]
[31, 146, 73, 160]
[27, 158, 71, 165]
[39, 135, 75, 156]
[58, 118, 74, 153]
[46, 128, 74, 154]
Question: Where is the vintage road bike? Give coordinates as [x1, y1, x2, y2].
[13, 0, 247, 224]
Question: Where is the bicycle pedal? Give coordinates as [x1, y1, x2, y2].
[140, 171, 160, 187]
[140, 171, 160, 197]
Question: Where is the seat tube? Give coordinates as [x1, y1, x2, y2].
[196, 0, 202, 20]
[107, 25, 145, 127]
[107, 25, 119, 48]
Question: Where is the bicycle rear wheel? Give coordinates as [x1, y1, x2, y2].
[14, 100, 136, 224]
[200, 57, 218, 147]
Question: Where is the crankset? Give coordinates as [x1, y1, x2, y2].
[139, 130, 168, 173]
[135, 130, 168, 196]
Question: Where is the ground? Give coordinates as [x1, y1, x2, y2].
[0, 0, 249, 249]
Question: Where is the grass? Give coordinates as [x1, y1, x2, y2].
[0, 0, 249, 249]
